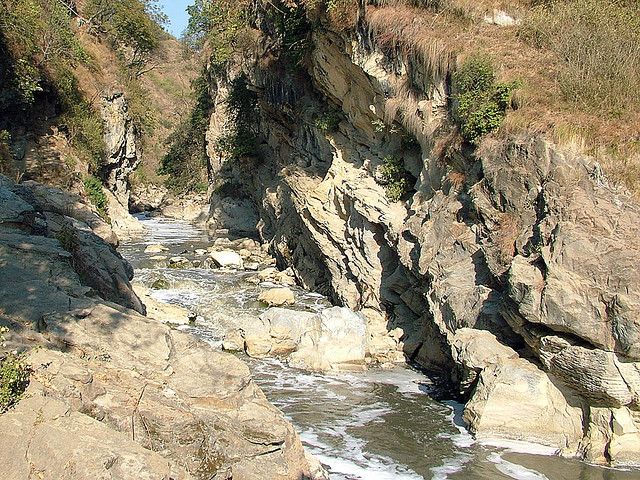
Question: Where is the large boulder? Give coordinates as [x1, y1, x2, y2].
[258, 287, 296, 307]
[209, 250, 244, 269]
[289, 307, 367, 372]
[451, 328, 519, 396]
[242, 308, 317, 358]
[463, 358, 584, 452]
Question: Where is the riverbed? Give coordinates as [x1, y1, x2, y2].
[120, 215, 638, 480]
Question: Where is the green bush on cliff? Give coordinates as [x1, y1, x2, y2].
[83, 176, 109, 221]
[452, 54, 520, 144]
[315, 110, 342, 133]
[379, 156, 412, 202]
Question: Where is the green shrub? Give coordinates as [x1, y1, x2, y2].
[520, 0, 640, 114]
[85, 0, 165, 73]
[315, 110, 342, 133]
[83, 176, 109, 221]
[0, 351, 29, 413]
[452, 54, 520, 144]
[379, 156, 412, 202]
[270, 2, 311, 67]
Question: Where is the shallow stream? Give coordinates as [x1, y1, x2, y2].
[121, 216, 638, 480]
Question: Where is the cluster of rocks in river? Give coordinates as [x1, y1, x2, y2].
[138, 232, 405, 372]
[0, 175, 326, 479]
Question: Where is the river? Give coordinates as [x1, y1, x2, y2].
[120, 215, 638, 480]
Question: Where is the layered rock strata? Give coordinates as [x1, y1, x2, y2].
[204, 5, 640, 466]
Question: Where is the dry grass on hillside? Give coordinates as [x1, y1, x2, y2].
[360, 0, 640, 196]
[74, 32, 198, 185]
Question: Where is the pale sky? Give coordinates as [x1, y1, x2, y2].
[158, 0, 193, 37]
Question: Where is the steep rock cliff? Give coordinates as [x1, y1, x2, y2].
[204, 5, 640, 466]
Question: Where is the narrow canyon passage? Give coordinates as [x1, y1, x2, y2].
[120, 215, 636, 480]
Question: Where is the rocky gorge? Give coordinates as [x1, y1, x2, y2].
[0, 176, 326, 479]
[199, 0, 640, 470]
[1, 0, 640, 478]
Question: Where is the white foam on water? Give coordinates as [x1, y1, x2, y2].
[480, 439, 559, 457]
[442, 400, 475, 449]
[150, 289, 200, 306]
[314, 452, 425, 480]
[430, 452, 474, 480]
[487, 453, 550, 480]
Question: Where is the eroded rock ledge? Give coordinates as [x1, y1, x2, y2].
[0, 175, 324, 479]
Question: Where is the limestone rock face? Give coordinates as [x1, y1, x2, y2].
[450, 328, 519, 396]
[0, 396, 189, 480]
[101, 91, 140, 209]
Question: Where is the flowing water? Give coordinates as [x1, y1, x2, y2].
[121, 215, 639, 480]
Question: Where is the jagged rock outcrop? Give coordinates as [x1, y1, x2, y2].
[0, 174, 144, 313]
[101, 91, 140, 208]
[203, 3, 640, 466]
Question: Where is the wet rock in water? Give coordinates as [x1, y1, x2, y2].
[169, 256, 193, 269]
[209, 250, 244, 269]
[194, 248, 208, 256]
[463, 357, 584, 452]
[145, 243, 168, 254]
[244, 262, 260, 271]
[242, 309, 315, 358]
[289, 307, 367, 372]
[258, 287, 295, 307]
[258, 267, 297, 286]
[240, 307, 367, 372]
[151, 277, 170, 290]
[134, 284, 190, 325]
[222, 329, 245, 352]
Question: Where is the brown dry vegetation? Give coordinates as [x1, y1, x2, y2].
[337, 0, 640, 196]
[74, 32, 198, 185]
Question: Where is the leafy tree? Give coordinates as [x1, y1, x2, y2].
[85, 0, 165, 75]
[184, 0, 249, 67]
[159, 69, 214, 192]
